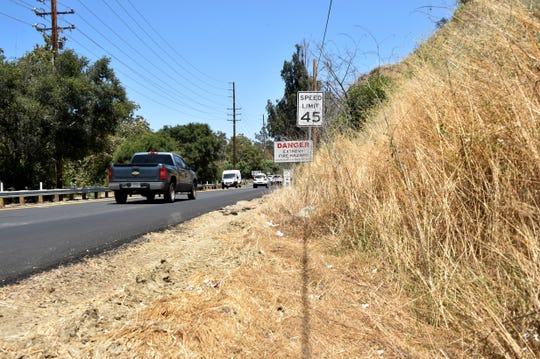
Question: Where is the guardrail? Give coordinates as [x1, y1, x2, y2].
[0, 187, 111, 208]
[199, 183, 219, 190]
[0, 184, 224, 208]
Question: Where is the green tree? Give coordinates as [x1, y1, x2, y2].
[345, 69, 390, 131]
[64, 115, 152, 187]
[223, 135, 262, 178]
[254, 122, 273, 161]
[112, 132, 177, 164]
[116, 115, 151, 139]
[266, 44, 310, 140]
[12, 46, 136, 188]
[0, 50, 55, 188]
[160, 123, 226, 183]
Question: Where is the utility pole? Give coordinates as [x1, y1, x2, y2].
[51, 0, 58, 55]
[33, 0, 75, 62]
[228, 82, 241, 168]
[312, 59, 318, 152]
[33, 0, 74, 188]
[262, 114, 266, 160]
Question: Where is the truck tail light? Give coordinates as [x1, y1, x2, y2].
[108, 167, 113, 181]
[159, 167, 167, 180]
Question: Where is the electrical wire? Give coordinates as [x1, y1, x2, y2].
[0, 11, 33, 26]
[68, 2, 228, 116]
[318, 0, 333, 65]
[73, 26, 221, 118]
[8, 0, 34, 11]
[125, 0, 228, 89]
[4, 0, 238, 134]
[112, 0, 226, 98]
[70, 0, 229, 123]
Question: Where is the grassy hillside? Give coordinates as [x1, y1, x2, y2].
[267, 0, 540, 356]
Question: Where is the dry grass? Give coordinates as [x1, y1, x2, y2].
[0, 197, 452, 358]
[75, 210, 453, 358]
[264, 0, 540, 357]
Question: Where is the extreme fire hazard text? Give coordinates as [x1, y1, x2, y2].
[274, 141, 313, 163]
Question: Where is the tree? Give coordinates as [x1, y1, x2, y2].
[63, 115, 152, 187]
[223, 135, 262, 177]
[13, 46, 136, 188]
[116, 115, 151, 139]
[160, 123, 226, 183]
[112, 132, 177, 164]
[266, 44, 310, 140]
[0, 50, 56, 188]
[254, 124, 273, 162]
[345, 69, 390, 131]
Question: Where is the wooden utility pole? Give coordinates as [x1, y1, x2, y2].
[232, 82, 237, 167]
[262, 114, 266, 160]
[228, 82, 240, 168]
[34, 0, 74, 188]
[51, 0, 58, 56]
[312, 59, 318, 152]
[34, 0, 75, 58]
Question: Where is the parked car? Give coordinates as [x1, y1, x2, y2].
[253, 173, 269, 188]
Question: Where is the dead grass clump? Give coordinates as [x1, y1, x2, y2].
[79, 207, 452, 358]
[264, 0, 540, 356]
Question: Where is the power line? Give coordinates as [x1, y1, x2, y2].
[125, 0, 228, 90]
[3, 0, 230, 131]
[0, 11, 33, 26]
[105, 0, 227, 103]
[66, 24, 225, 124]
[68, 1, 229, 115]
[318, 0, 333, 64]
[9, 0, 34, 10]
[70, 7, 221, 115]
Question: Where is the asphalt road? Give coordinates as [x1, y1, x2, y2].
[0, 187, 269, 285]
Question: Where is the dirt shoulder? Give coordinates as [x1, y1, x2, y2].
[0, 195, 448, 358]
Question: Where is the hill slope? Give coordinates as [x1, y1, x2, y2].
[2, 0, 540, 357]
[278, 0, 540, 356]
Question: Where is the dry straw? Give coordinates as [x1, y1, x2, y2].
[266, 0, 540, 356]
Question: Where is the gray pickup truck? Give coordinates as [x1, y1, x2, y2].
[108, 152, 197, 204]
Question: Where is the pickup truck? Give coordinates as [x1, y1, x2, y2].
[108, 152, 197, 204]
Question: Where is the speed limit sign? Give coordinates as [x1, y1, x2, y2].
[297, 91, 324, 127]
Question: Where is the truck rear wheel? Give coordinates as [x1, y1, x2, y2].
[114, 191, 127, 204]
[188, 182, 197, 200]
[164, 182, 176, 203]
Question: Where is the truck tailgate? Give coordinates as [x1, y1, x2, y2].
[111, 164, 160, 181]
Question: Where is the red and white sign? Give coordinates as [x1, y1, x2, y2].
[274, 141, 313, 163]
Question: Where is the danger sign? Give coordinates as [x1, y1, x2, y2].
[274, 141, 313, 163]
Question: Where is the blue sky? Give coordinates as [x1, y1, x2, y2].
[1, 0, 455, 140]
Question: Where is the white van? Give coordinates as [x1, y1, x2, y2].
[222, 169, 242, 189]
